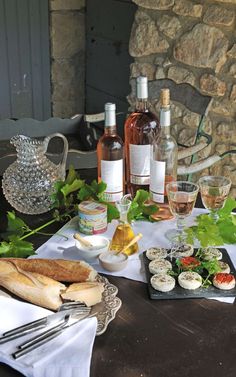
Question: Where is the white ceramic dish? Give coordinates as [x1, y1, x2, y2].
[74, 235, 110, 262]
[99, 251, 128, 272]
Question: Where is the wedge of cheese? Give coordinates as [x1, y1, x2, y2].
[61, 282, 104, 306]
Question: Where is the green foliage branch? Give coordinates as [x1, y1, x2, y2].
[0, 166, 158, 258]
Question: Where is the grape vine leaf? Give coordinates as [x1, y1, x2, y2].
[51, 166, 84, 209]
[0, 239, 34, 257]
[127, 189, 158, 223]
[78, 180, 107, 201]
[1, 211, 31, 240]
[186, 197, 236, 247]
[77, 180, 119, 222]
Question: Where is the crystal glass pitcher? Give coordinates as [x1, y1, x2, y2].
[2, 133, 68, 214]
[110, 194, 138, 255]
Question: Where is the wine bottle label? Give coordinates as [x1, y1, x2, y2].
[150, 160, 165, 203]
[160, 109, 170, 127]
[130, 144, 152, 185]
[101, 159, 123, 201]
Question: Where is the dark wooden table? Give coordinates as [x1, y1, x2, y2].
[0, 173, 236, 377]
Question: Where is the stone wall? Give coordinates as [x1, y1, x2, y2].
[50, 0, 86, 118]
[129, 0, 236, 195]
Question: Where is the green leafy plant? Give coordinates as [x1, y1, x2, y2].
[0, 211, 56, 257]
[0, 166, 158, 258]
[185, 197, 236, 247]
[127, 189, 158, 223]
[77, 180, 120, 223]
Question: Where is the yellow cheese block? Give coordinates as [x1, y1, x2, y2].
[61, 282, 104, 306]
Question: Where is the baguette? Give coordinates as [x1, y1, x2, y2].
[0, 260, 65, 310]
[1, 258, 97, 283]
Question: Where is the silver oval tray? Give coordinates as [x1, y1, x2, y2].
[93, 275, 122, 335]
[0, 275, 122, 336]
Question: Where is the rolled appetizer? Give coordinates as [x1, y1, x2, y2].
[213, 273, 235, 290]
[146, 247, 168, 261]
[173, 244, 194, 258]
[149, 259, 172, 275]
[218, 261, 230, 274]
[202, 247, 222, 261]
[150, 273, 175, 292]
[178, 271, 202, 290]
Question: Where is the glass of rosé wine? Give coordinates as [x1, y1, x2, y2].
[198, 176, 231, 222]
[166, 181, 199, 247]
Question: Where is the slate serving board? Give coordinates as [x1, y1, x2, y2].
[143, 248, 236, 300]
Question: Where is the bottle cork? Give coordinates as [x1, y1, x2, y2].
[160, 88, 170, 107]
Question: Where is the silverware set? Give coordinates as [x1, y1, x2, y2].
[0, 302, 92, 359]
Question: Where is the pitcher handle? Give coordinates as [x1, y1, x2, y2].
[44, 133, 68, 176]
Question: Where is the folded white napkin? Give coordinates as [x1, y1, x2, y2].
[34, 209, 236, 303]
[0, 296, 97, 377]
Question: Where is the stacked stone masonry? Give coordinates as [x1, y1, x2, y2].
[131, 0, 236, 195]
[50, 0, 86, 118]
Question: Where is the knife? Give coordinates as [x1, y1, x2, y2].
[0, 305, 91, 344]
[12, 310, 94, 359]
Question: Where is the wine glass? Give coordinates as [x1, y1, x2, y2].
[166, 181, 199, 248]
[198, 176, 231, 222]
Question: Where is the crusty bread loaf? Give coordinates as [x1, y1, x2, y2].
[1, 258, 97, 283]
[61, 282, 104, 306]
[0, 260, 65, 310]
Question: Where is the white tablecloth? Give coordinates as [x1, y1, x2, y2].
[35, 208, 236, 303]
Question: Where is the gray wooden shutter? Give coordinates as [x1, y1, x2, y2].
[0, 0, 51, 120]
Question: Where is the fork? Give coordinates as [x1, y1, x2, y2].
[0, 302, 89, 343]
[12, 309, 95, 359]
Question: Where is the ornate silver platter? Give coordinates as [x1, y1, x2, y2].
[93, 275, 122, 335]
[0, 276, 122, 336]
